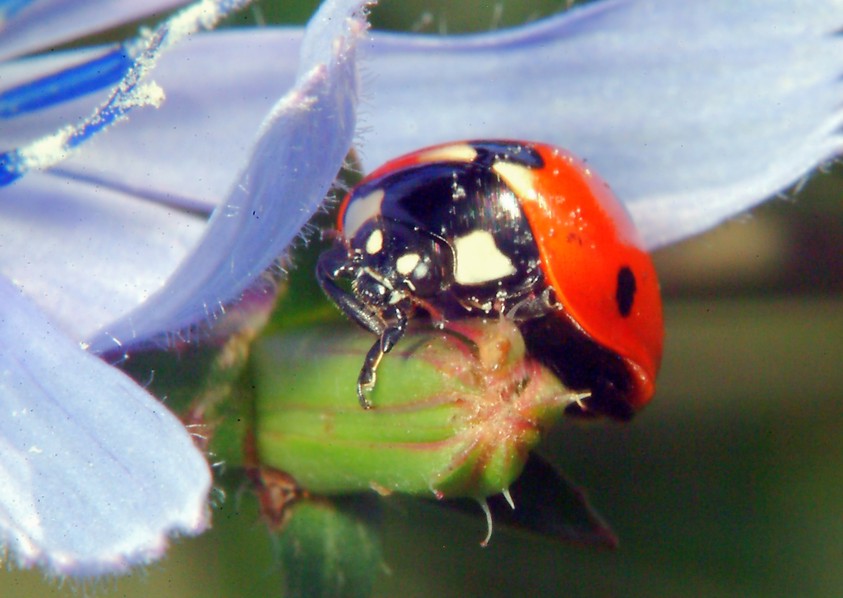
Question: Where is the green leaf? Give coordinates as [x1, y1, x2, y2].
[277, 497, 383, 598]
[445, 454, 617, 548]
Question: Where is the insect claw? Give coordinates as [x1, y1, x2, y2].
[357, 383, 374, 409]
[357, 368, 376, 409]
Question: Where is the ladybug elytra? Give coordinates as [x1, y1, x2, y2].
[317, 140, 663, 420]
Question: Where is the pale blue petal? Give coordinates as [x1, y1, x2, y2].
[85, 0, 369, 353]
[0, 0, 265, 577]
[0, 34, 300, 331]
[0, 0, 253, 186]
[0, 34, 299, 339]
[43, 30, 303, 215]
[0, 0, 191, 61]
[0, 1, 259, 339]
[0, 276, 211, 577]
[0, 173, 204, 340]
[360, 0, 843, 248]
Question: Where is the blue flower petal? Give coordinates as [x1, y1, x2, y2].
[42, 30, 303, 216]
[0, 38, 302, 339]
[360, 0, 843, 248]
[0, 174, 204, 341]
[85, 0, 369, 353]
[0, 0, 191, 61]
[0, 0, 253, 186]
[0, 276, 211, 577]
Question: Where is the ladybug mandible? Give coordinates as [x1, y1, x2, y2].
[317, 140, 663, 420]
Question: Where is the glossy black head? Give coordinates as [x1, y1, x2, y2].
[346, 218, 455, 310]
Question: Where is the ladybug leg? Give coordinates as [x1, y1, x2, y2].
[357, 307, 408, 409]
[317, 246, 410, 408]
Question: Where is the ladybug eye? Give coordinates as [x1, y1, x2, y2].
[615, 266, 637, 318]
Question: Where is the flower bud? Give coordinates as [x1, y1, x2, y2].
[251, 318, 583, 500]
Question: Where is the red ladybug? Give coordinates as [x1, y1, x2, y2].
[317, 140, 663, 419]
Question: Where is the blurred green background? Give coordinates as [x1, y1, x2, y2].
[4, 1, 842, 596]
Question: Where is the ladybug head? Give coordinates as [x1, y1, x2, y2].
[348, 219, 455, 305]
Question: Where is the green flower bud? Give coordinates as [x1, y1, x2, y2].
[251, 319, 583, 501]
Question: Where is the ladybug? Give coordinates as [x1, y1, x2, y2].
[317, 140, 663, 420]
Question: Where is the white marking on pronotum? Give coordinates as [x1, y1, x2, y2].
[417, 143, 477, 165]
[343, 188, 385, 239]
[395, 253, 421, 275]
[365, 229, 383, 254]
[453, 230, 516, 285]
[492, 161, 539, 202]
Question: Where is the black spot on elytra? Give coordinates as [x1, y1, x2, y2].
[615, 266, 636, 317]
